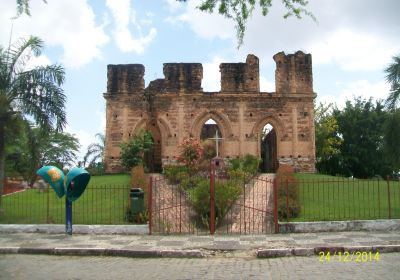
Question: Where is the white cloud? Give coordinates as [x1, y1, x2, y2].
[164, 0, 185, 13]
[165, 0, 235, 40]
[24, 54, 51, 71]
[309, 29, 398, 71]
[106, 0, 157, 53]
[169, 0, 400, 73]
[0, 0, 109, 68]
[260, 76, 275, 92]
[202, 57, 225, 91]
[317, 80, 390, 108]
[65, 125, 93, 162]
[95, 109, 106, 132]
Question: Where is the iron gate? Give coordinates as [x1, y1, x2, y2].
[148, 163, 276, 235]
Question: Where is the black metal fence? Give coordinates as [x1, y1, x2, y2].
[279, 177, 400, 222]
[2, 177, 400, 226]
[0, 184, 132, 225]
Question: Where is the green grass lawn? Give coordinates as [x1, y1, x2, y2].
[290, 173, 400, 222]
[0, 174, 133, 225]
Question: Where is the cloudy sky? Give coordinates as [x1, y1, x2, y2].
[1, 0, 399, 160]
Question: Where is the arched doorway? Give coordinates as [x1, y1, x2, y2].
[144, 122, 162, 173]
[200, 118, 222, 158]
[260, 123, 278, 173]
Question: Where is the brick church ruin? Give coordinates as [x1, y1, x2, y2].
[103, 51, 316, 173]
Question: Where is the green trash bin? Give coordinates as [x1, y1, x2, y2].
[130, 188, 144, 215]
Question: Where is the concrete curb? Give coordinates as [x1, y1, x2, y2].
[0, 224, 149, 235]
[257, 245, 400, 258]
[1, 245, 399, 259]
[0, 247, 204, 258]
[279, 219, 400, 233]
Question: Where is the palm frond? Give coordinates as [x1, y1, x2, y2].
[385, 55, 400, 85]
[9, 64, 66, 130]
[385, 54, 400, 111]
[6, 36, 43, 82]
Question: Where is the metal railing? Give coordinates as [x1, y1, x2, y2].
[0, 184, 132, 225]
[2, 176, 399, 226]
[277, 177, 400, 222]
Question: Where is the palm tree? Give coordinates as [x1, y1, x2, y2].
[0, 36, 66, 208]
[385, 54, 400, 111]
[83, 133, 105, 168]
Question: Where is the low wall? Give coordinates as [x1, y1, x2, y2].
[0, 224, 149, 235]
[279, 219, 400, 233]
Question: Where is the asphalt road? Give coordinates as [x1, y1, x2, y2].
[1, 253, 399, 280]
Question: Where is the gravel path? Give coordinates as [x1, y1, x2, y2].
[217, 174, 275, 234]
[150, 175, 200, 234]
[151, 174, 274, 235]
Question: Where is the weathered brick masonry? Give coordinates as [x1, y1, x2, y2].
[103, 51, 316, 173]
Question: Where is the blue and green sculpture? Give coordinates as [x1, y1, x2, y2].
[36, 166, 90, 235]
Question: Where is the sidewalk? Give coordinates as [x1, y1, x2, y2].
[1, 227, 400, 258]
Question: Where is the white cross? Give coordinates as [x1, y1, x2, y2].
[209, 130, 223, 157]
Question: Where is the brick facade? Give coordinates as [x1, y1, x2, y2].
[103, 51, 316, 173]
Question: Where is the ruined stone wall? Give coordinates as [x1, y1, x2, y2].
[104, 52, 315, 173]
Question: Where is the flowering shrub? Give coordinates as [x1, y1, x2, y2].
[177, 138, 204, 173]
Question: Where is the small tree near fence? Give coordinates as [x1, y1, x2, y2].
[120, 130, 153, 170]
[276, 164, 301, 220]
[177, 138, 204, 176]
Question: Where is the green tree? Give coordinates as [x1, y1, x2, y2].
[333, 97, 391, 178]
[0, 36, 66, 207]
[6, 123, 79, 187]
[385, 54, 400, 111]
[120, 130, 154, 170]
[314, 103, 343, 174]
[383, 110, 400, 171]
[178, 0, 314, 47]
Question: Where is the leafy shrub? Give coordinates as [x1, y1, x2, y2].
[201, 140, 216, 160]
[276, 165, 301, 219]
[227, 154, 260, 180]
[177, 138, 204, 175]
[120, 130, 153, 170]
[164, 165, 189, 184]
[187, 179, 242, 228]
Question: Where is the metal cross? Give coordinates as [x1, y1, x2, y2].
[209, 130, 223, 157]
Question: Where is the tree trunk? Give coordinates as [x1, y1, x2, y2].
[0, 124, 5, 211]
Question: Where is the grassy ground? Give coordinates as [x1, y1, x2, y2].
[290, 173, 400, 222]
[0, 174, 132, 225]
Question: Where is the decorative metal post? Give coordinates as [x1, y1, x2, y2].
[65, 181, 74, 235]
[210, 160, 216, 235]
[66, 197, 73, 235]
[148, 176, 153, 235]
[273, 178, 279, 234]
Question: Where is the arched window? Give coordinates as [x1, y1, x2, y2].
[200, 118, 222, 158]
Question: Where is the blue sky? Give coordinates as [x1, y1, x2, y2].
[1, 0, 399, 161]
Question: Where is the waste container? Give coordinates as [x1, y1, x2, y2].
[130, 188, 144, 215]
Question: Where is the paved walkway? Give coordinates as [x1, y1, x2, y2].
[1, 230, 399, 258]
[2, 253, 400, 280]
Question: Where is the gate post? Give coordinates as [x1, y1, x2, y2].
[273, 178, 279, 233]
[148, 176, 153, 235]
[210, 161, 216, 235]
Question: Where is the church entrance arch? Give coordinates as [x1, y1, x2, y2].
[260, 123, 278, 173]
[143, 122, 162, 173]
